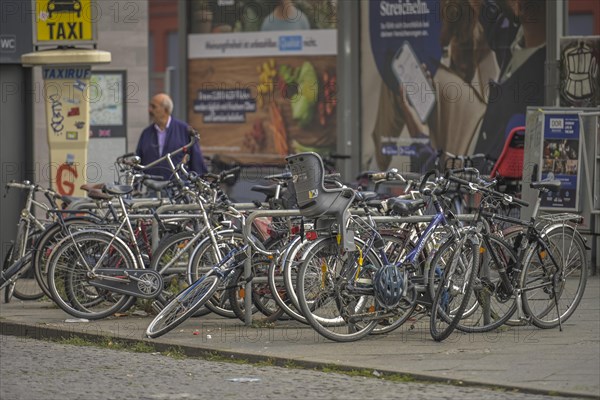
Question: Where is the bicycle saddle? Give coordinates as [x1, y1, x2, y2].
[81, 183, 105, 192]
[385, 198, 426, 216]
[104, 184, 134, 196]
[143, 179, 170, 192]
[530, 180, 561, 192]
[87, 189, 112, 201]
[251, 184, 279, 198]
[354, 191, 378, 202]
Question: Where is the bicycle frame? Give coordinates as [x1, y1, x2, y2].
[465, 178, 585, 329]
[1, 182, 57, 291]
[181, 244, 249, 294]
[12, 185, 52, 257]
[481, 212, 569, 324]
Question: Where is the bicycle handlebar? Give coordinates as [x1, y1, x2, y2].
[264, 171, 292, 181]
[5, 181, 63, 203]
[368, 168, 415, 184]
[418, 170, 439, 195]
[6, 181, 35, 191]
[445, 172, 529, 207]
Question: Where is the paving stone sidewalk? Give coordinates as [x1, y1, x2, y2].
[1, 276, 598, 399]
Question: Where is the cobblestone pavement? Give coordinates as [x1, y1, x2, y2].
[0, 335, 583, 400]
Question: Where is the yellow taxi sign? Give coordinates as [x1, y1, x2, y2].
[35, 0, 94, 44]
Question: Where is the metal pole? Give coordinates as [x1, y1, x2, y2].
[336, 1, 360, 178]
[242, 209, 304, 326]
[178, 1, 188, 123]
[545, 0, 564, 106]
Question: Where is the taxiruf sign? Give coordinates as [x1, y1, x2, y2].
[34, 0, 95, 46]
[42, 65, 92, 197]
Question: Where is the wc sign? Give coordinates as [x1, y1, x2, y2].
[0, 35, 17, 52]
[34, 0, 95, 45]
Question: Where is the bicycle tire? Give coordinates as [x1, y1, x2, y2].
[47, 231, 137, 320]
[188, 230, 255, 319]
[188, 230, 242, 318]
[0, 246, 38, 303]
[146, 275, 220, 338]
[520, 224, 587, 329]
[3, 223, 45, 302]
[3, 252, 44, 302]
[228, 260, 284, 323]
[33, 217, 100, 299]
[280, 235, 349, 325]
[498, 226, 529, 326]
[268, 236, 309, 324]
[150, 230, 211, 317]
[296, 236, 382, 342]
[453, 235, 518, 333]
[429, 233, 479, 341]
[1, 244, 15, 291]
[370, 234, 420, 335]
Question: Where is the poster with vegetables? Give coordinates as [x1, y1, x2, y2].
[187, 0, 337, 164]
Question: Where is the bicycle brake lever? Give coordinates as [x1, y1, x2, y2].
[468, 182, 479, 193]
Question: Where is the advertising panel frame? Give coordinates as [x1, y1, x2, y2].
[88, 69, 127, 139]
[538, 111, 584, 212]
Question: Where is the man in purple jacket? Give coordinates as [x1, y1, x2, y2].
[136, 93, 207, 180]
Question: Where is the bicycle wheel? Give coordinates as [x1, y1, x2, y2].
[278, 233, 347, 324]
[429, 233, 479, 341]
[228, 258, 284, 323]
[150, 230, 211, 317]
[188, 230, 246, 318]
[3, 225, 45, 302]
[47, 231, 136, 319]
[146, 275, 219, 338]
[370, 233, 420, 335]
[268, 236, 311, 324]
[520, 224, 587, 329]
[33, 217, 100, 299]
[1, 244, 15, 290]
[243, 235, 287, 321]
[296, 237, 382, 342]
[453, 235, 518, 333]
[2, 246, 38, 302]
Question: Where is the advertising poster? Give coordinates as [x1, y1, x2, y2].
[361, 0, 547, 173]
[187, 0, 338, 164]
[89, 71, 127, 138]
[363, 0, 441, 173]
[540, 113, 582, 211]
